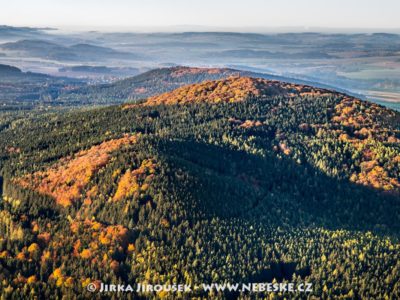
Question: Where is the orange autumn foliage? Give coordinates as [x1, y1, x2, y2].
[85, 185, 99, 201]
[16, 135, 137, 207]
[27, 275, 37, 284]
[105, 225, 129, 241]
[70, 221, 80, 234]
[81, 278, 92, 288]
[14, 275, 27, 284]
[332, 97, 396, 130]
[113, 171, 138, 201]
[99, 233, 111, 245]
[331, 97, 400, 192]
[239, 120, 263, 129]
[16, 252, 26, 261]
[37, 232, 51, 246]
[127, 243, 136, 253]
[279, 142, 291, 156]
[352, 165, 400, 191]
[31, 222, 39, 233]
[110, 260, 120, 272]
[52, 268, 63, 279]
[141, 77, 332, 107]
[160, 218, 170, 228]
[41, 250, 51, 262]
[27, 243, 40, 253]
[113, 159, 157, 201]
[65, 277, 74, 288]
[41, 217, 132, 277]
[91, 221, 102, 231]
[0, 250, 9, 258]
[80, 249, 92, 259]
[73, 239, 81, 257]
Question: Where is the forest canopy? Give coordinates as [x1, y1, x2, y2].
[0, 69, 399, 299]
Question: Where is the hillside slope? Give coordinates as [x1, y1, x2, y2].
[0, 65, 360, 109]
[57, 66, 240, 105]
[0, 64, 85, 109]
[142, 76, 332, 106]
[0, 75, 399, 299]
[57, 66, 351, 106]
[0, 39, 138, 61]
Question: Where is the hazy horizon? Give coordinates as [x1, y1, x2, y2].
[3, 24, 400, 35]
[1, 0, 399, 30]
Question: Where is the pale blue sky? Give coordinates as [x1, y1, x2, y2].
[1, 0, 399, 30]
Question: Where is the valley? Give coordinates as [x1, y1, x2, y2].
[1, 27, 400, 108]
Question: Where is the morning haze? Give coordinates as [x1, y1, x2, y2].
[1, 0, 400, 30]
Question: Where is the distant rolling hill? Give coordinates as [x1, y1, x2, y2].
[59, 65, 127, 74]
[210, 49, 336, 59]
[0, 64, 23, 74]
[0, 64, 373, 112]
[57, 66, 361, 105]
[0, 64, 85, 109]
[58, 65, 141, 78]
[0, 25, 51, 41]
[57, 67, 240, 104]
[0, 39, 139, 61]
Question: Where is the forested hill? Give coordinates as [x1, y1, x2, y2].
[0, 64, 85, 110]
[142, 76, 335, 105]
[0, 64, 22, 74]
[57, 66, 352, 106]
[0, 73, 399, 299]
[0, 65, 361, 108]
[57, 67, 239, 105]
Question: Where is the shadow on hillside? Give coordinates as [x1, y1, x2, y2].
[249, 262, 310, 282]
[156, 139, 400, 237]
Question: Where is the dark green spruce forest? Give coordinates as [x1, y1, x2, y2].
[0, 67, 399, 299]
